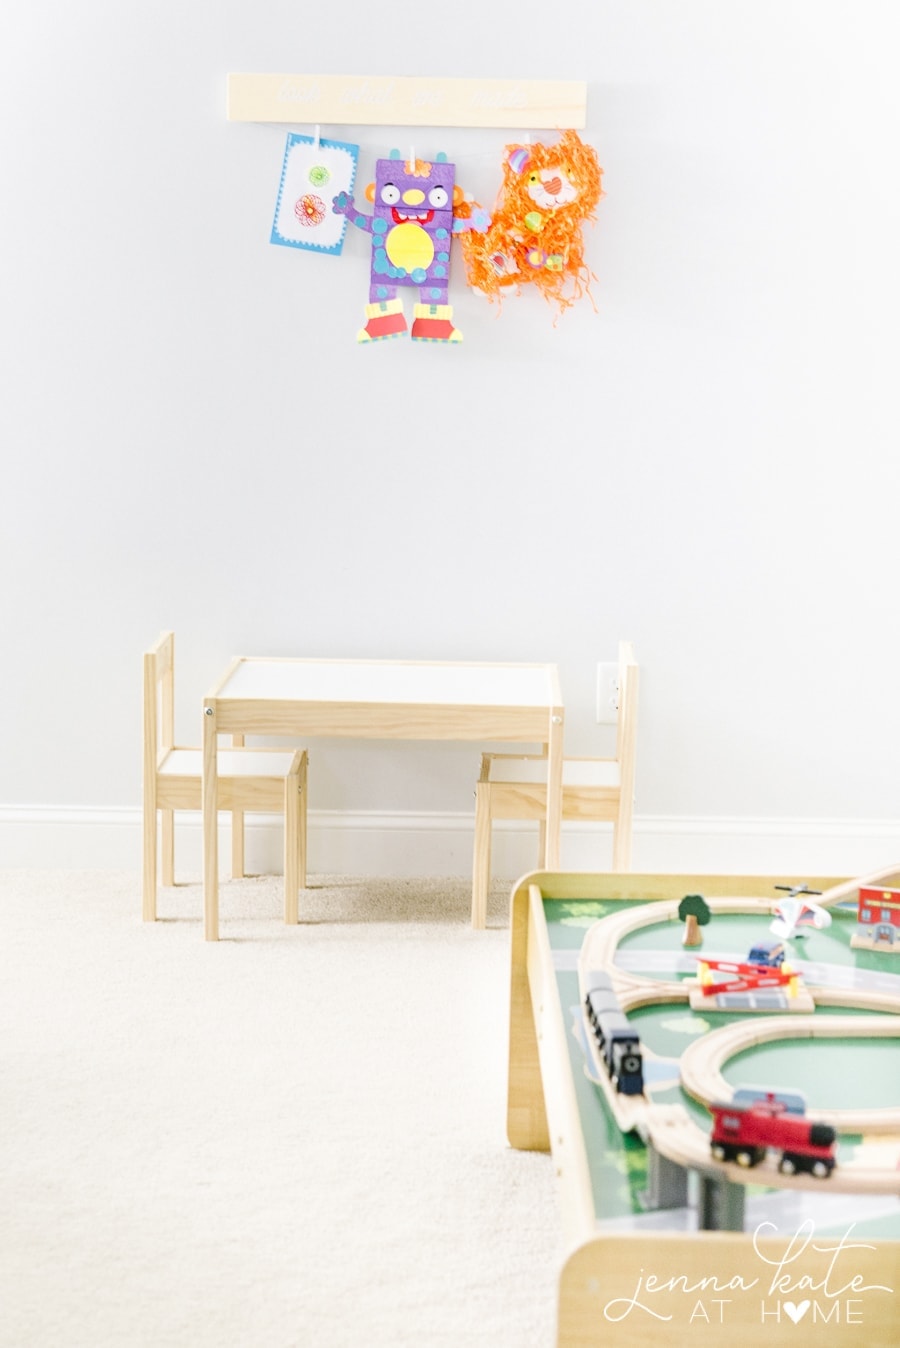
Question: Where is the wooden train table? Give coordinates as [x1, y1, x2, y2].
[508, 869, 900, 1347]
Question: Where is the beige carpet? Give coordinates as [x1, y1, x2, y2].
[0, 870, 561, 1347]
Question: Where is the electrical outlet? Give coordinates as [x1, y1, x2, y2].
[596, 663, 619, 723]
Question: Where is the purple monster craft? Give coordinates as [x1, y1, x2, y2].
[332, 149, 489, 343]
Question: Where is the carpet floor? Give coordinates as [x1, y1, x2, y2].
[0, 870, 561, 1347]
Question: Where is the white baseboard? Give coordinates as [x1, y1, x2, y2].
[1, 805, 899, 880]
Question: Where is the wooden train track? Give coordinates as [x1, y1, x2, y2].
[642, 1101, 900, 1196]
[679, 1014, 900, 1133]
[576, 887, 900, 1197]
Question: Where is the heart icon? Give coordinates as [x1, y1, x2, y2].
[784, 1300, 811, 1324]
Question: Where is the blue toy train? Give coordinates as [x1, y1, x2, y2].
[583, 971, 645, 1096]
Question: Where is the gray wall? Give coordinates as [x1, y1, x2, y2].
[3, 2, 899, 869]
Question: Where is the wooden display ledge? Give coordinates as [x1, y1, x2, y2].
[226, 74, 587, 128]
[508, 870, 900, 1348]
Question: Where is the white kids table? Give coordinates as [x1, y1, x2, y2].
[201, 657, 565, 940]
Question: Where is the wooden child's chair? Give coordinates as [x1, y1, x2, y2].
[471, 641, 639, 928]
[142, 632, 308, 925]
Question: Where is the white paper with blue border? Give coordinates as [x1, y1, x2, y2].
[271, 133, 359, 255]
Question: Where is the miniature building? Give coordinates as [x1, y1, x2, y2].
[854, 886, 900, 950]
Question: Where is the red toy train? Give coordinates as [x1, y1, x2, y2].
[709, 1088, 837, 1177]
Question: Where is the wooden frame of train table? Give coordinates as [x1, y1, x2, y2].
[508, 870, 900, 1348]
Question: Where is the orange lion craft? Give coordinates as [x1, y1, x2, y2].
[460, 129, 603, 313]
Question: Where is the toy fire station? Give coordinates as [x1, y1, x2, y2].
[852, 885, 900, 952]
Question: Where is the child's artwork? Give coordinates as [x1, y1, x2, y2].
[271, 133, 359, 255]
[331, 150, 490, 343]
[460, 129, 603, 313]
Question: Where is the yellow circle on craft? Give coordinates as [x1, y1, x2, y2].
[385, 222, 435, 272]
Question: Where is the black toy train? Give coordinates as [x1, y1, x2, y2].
[583, 972, 644, 1096]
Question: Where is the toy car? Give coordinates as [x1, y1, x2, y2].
[746, 938, 786, 968]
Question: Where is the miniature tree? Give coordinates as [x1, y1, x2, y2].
[678, 893, 711, 947]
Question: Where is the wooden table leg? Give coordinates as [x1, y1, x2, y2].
[231, 733, 245, 880]
[544, 708, 564, 868]
[202, 698, 219, 941]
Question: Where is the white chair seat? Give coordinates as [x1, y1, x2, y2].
[160, 748, 301, 777]
[487, 756, 620, 789]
